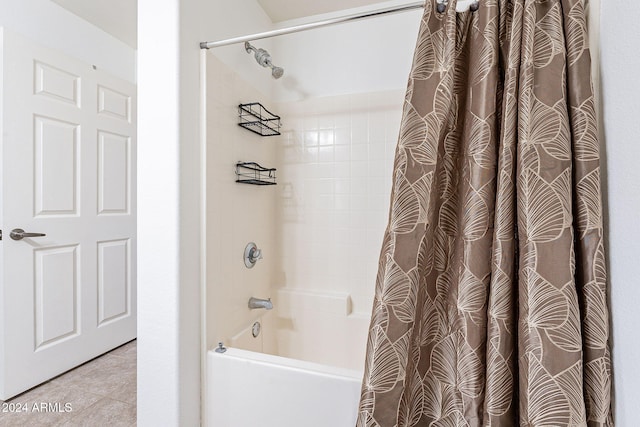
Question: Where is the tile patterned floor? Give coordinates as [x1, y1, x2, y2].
[0, 340, 136, 427]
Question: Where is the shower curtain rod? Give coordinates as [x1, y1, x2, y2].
[200, 0, 477, 49]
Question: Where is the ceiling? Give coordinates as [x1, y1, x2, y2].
[51, 0, 137, 48]
[49, 0, 394, 49]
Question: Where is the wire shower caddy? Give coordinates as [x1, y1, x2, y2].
[235, 162, 277, 186]
[238, 102, 281, 136]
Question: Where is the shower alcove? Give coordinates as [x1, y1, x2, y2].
[203, 4, 423, 426]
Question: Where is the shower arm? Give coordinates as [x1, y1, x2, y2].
[244, 42, 284, 79]
[245, 42, 272, 68]
[244, 41, 257, 56]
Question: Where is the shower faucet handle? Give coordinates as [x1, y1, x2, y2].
[244, 242, 263, 268]
[250, 247, 262, 262]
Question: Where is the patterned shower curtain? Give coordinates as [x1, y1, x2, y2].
[357, 0, 613, 425]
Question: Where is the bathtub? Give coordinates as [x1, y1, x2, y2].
[206, 288, 371, 427]
[207, 347, 363, 427]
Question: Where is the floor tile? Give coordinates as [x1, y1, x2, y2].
[57, 398, 136, 427]
[109, 340, 137, 359]
[108, 377, 137, 404]
[0, 385, 103, 426]
[52, 353, 136, 398]
[0, 340, 137, 426]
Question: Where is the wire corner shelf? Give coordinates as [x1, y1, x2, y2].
[238, 102, 281, 137]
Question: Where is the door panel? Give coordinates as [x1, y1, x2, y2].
[98, 85, 131, 122]
[97, 238, 131, 326]
[98, 131, 131, 214]
[34, 116, 79, 216]
[0, 30, 136, 400]
[34, 245, 79, 349]
[34, 61, 81, 107]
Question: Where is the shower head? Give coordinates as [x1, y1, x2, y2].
[271, 66, 284, 79]
[244, 42, 284, 79]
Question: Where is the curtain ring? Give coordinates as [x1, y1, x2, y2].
[436, 0, 448, 13]
[469, 1, 480, 12]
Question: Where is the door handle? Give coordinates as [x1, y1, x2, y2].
[10, 228, 46, 240]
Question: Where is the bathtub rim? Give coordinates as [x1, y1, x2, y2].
[207, 346, 364, 381]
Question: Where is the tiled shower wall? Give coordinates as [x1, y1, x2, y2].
[206, 54, 278, 349]
[205, 50, 407, 368]
[276, 90, 405, 314]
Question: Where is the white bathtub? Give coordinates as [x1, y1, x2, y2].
[207, 347, 363, 427]
[206, 288, 370, 426]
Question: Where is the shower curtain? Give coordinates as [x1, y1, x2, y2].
[357, 0, 613, 425]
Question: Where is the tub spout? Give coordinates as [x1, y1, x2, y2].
[248, 297, 273, 310]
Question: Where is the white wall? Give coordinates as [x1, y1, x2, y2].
[137, 1, 183, 424]
[137, 0, 274, 425]
[201, 0, 421, 103]
[0, 0, 135, 83]
[203, 0, 275, 98]
[599, 1, 640, 424]
[272, 0, 421, 101]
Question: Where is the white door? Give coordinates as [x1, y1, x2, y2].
[0, 30, 137, 400]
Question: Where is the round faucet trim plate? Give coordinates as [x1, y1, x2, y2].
[252, 322, 261, 338]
